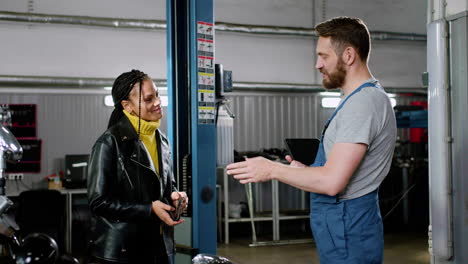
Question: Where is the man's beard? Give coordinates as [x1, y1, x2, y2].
[321, 59, 346, 89]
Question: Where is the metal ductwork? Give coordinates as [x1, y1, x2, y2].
[0, 75, 426, 95]
[233, 81, 427, 94]
[215, 22, 427, 41]
[0, 75, 113, 88]
[215, 22, 316, 37]
[0, 75, 166, 88]
[368, 31, 427, 41]
[0, 11, 166, 30]
[0, 11, 426, 41]
[233, 82, 323, 92]
[0, 75, 167, 95]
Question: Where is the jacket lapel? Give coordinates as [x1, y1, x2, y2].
[117, 116, 154, 173]
[156, 130, 166, 187]
[130, 142, 153, 172]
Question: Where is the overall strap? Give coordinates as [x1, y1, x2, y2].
[320, 82, 378, 139]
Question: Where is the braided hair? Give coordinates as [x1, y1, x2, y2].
[107, 69, 149, 129]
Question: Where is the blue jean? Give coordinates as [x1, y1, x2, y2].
[309, 190, 383, 264]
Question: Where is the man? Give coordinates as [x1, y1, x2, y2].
[227, 17, 396, 264]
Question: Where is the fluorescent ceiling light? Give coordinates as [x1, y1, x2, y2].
[321, 97, 396, 108]
[104, 95, 168, 107]
[319, 92, 341, 97]
[160, 96, 168, 107]
[104, 86, 167, 92]
[104, 95, 114, 107]
[321, 97, 341, 108]
[389, 98, 397, 108]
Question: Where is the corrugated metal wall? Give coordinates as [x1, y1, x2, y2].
[1, 92, 168, 194]
[225, 91, 426, 212]
[2, 90, 425, 211]
[226, 92, 330, 211]
[227, 92, 426, 152]
[227, 92, 334, 152]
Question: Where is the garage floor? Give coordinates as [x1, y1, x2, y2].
[217, 232, 430, 264]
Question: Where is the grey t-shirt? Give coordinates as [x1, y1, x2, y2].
[323, 79, 397, 200]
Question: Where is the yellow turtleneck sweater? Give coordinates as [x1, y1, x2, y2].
[123, 110, 161, 175]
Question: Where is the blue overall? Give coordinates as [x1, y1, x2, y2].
[310, 82, 383, 264]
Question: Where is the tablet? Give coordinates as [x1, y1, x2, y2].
[284, 138, 320, 166]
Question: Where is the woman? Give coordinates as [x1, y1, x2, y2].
[87, 69, 188, 264]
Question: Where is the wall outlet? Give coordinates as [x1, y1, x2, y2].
[8, 173, 24, 180]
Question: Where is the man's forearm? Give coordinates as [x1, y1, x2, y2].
[271, 164, 339, 196]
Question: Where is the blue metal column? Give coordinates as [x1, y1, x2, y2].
[190, 0, 217, 254]
[167, 0, 217, 259]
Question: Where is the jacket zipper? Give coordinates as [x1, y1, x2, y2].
[130, 157, 164, 201]
[118, 156, 134, 189]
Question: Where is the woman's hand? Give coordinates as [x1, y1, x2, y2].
[171, 191, 189, 212]
[152, 200, 184, 226]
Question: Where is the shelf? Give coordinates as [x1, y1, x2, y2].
[220, 167, 311, 245]
[227, 217, 273, 223]
[279, 215, 309, 220]
[5, 104, 37, 138]
[225, 214, 309, 223]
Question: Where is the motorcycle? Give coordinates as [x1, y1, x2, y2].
[0, 123, 78, 264]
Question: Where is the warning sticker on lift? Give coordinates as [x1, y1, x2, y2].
[197, 21, 215, 124]
[198, 72, 214, 88]
[197, 21, 214, 41]
[198, 56, 214, 74]
[198, 106, 215, 123]
[198, 39, 214, 57]
[197, 73, 215, 123]
[198, 89, 215, 105]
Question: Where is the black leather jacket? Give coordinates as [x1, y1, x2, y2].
[87, 116, 177, 262]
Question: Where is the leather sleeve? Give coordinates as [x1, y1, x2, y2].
[160, 133, 178, 198]
[87, 135, 154, 222]
[169, 160, 178, 194]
